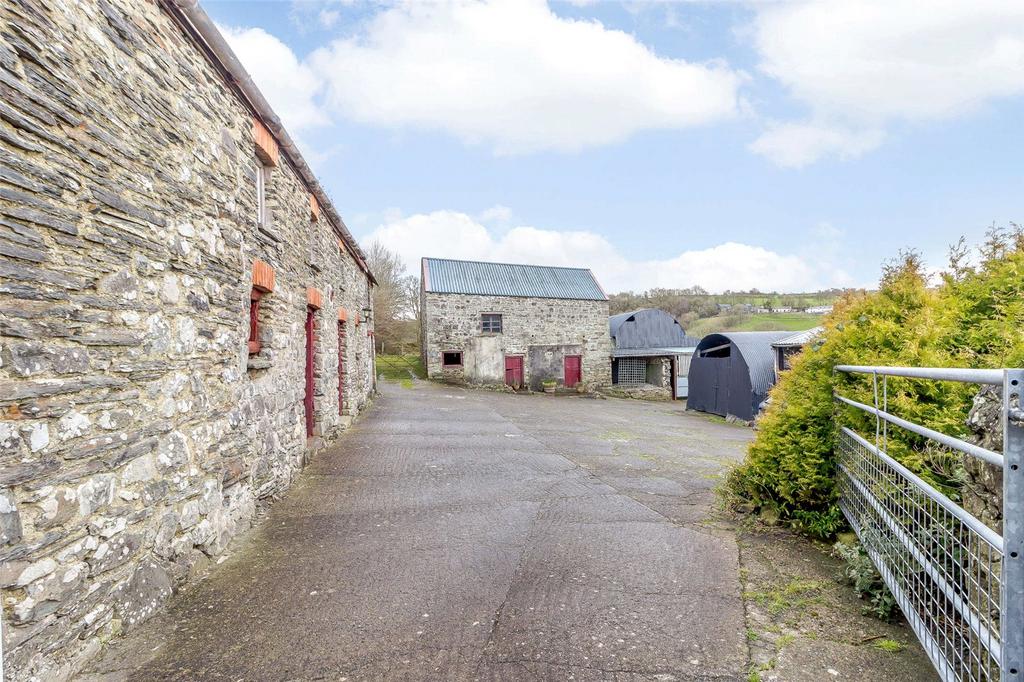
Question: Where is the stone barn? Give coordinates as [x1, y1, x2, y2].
[608, 309, 700, 399]
[420, 258, 612, 391]
[687, 331, 789, 421]
[0, 1, 376, 678]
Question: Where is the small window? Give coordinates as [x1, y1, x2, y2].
[442, 351, 463, 367]
[256, 163, 271, 225]
[248, 288, 263, 354]
[481, 313, 502, 334]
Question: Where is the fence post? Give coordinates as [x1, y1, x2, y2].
[1003, 369, 1024, 679]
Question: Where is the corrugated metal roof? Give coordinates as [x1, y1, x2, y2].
[422, 258, 607, 300]
[771, 327, 824, 348]
[612, 346, 697, 358]
[608, 308, 697, 349]
[696, 331, 790, 396]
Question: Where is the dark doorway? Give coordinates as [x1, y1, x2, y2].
[337, 320, 346, 416]
[304, 307, 315, 437]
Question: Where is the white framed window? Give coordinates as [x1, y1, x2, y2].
[256, 163, 271, 225]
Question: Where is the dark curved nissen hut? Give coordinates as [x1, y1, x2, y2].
[688, 331, 790, 421]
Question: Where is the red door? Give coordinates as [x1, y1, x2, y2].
[337, 320, 346, 415]
[304, 307, 315, 437]
[564, 355, 581, 388]
[504, 356, 524, 388]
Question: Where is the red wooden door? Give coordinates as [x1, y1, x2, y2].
[304, 307, 315, 437]
[564, 355, 581, 388]
[504, 356, 524, 388]
[337, 321, 346, 415]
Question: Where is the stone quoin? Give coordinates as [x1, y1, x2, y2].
[0, 0, 377, 679]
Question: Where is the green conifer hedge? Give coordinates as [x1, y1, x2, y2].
[726, 227, 1024, 537]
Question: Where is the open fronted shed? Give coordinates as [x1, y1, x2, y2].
[608, 309, 700, 398]
[687, 331, 790, 420]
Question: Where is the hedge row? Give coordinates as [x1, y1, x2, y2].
[726, 227, 1024, 537]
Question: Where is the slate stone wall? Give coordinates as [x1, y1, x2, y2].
[965, 386, 1007, 532]
[0, 1, 375, 679]
[421, 292, 611, 390]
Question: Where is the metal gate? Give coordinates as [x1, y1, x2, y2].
[834, 365, 1022, 681]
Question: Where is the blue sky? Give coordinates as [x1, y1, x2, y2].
[204, 0, 1024, 293]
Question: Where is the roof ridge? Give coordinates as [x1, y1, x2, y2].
[422, 256, 592, 272]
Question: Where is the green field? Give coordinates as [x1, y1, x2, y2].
[376, 354, 426, 381]
[693, 293, 839, 307]
[687, 312, 824, 337]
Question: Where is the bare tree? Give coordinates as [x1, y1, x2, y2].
[366, 242, 419, 354]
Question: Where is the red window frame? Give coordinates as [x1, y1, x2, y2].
[248, 288, 263, 354]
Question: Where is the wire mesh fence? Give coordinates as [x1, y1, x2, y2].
[838, 428, 1002, 681]
[834, 366, 1022, 682]
[615, 357, 647, 385]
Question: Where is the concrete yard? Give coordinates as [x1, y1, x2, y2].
[80, 380, 930, 681]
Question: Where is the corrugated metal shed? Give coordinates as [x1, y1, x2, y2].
[609, 309, 698, 350]
[422, 258, 606, 300]
[688, 331, 790, 420]
[772, 327, 824, 348]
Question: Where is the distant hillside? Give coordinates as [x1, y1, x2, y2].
[686, 312, 823, 338]
[607, 287, 850, 337]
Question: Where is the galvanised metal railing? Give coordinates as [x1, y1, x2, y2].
[834, 365, 1022, 682]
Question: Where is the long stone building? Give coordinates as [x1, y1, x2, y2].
[420, 258, 612, 391]
[0, 1, 376, 679]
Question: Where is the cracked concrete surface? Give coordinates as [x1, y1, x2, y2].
[77, 381, 764, 680]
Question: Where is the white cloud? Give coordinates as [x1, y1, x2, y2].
[363, 209, 853, 292]
[750, 0, 1024, 165]
[749, 122, 884, 168]
[308, 0, 745, 154]
[218, 24, 330, 132]
[478, 204, 513, 224]
[318, 8, 342, 29]
[289, 1, 353, 32]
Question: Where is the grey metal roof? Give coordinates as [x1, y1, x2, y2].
[422, 258, 607, 300]
[609, 309, 697, 349]
[772, 327, 824, 348]
[612, 346, 697, 358]
[695, 331, 790, 396]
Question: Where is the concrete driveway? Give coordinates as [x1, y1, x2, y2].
[82, 381, 754, 681]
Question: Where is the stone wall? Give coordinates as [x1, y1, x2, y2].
[421, 292, 611, 390]
[0, 1, 375, 679]
[965, 386, 1008, 532]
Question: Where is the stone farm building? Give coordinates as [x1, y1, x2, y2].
[420, 258, 612, 391]
[0, 1, 377, 679]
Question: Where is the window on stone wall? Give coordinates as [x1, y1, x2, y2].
[250, 259, 274, 357]
[248, 288, 263, 354]
[481, 313, 502, 334]
[256, 162, 271, 226]
[442, 351, 463, 367]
